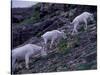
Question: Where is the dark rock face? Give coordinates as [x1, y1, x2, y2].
[11, 2, 97, 74]
[12, 15, 24, 23]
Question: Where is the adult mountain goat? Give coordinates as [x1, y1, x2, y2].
[41, 30, 67, 49]
[71, 12, 95, 35]
[12, 44, 47, 72]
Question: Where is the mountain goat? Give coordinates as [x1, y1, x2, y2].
[41, 30, 67, 49]
[12, 44, 47, 72]
[71, 12, 95, 35]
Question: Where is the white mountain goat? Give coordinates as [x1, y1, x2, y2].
[71, 12, 95, 35]
[41, 30, 67, 49]
[12, 44, 47, 72]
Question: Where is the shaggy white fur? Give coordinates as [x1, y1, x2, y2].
[71, 12, 94, 34]
[12, 44, 47, 72]
[41, 30, 67, 48]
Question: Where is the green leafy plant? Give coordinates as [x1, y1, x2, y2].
[57, 39, 70, 54]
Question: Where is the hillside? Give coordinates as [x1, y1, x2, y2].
[11, 2, 97, 74]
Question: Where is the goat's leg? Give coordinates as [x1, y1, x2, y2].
[55, 39, 58, 48]
[41, 49, 47, 57]
[25, 54, 29, 69]
[84, 19, 87, 30]
[50, 39, 54, 49]
[75, 28, 78, 33]
[44, 38, 48, 49]
[72, 24, 78, 35]
[55, 38, 60, 47]
[44, 38, 47, 45]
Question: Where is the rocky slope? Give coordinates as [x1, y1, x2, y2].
[11, 2, 97, 74]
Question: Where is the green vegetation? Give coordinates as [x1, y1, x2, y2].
[57, 39, 70, 54]
[57, 36, 80, 54]
[20, 11, 40, 25]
